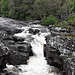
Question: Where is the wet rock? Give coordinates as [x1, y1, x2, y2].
[12, 36, 25, 42]
[0, 21, 33, 67]
[70, 29, 75, 35]
[16, 42, 33, 56]
[13, 29, 23, 34]
[6, 28, 23, 35]
[48, 25, 67, 32]
[28, 20, 40, 25]
[4, 66, 19, 75]
[0, 26, 23, 35]
[35, 29, 40, 34]
[0, 40, 10, 72]
[6, 72, 18, 75]
[44, 45, 63, 70]
[7, 42, 33, 65]
[0, 73, 6, 75]
[28, 28, 40, 35]
[2, 38, 33, 65]
[0, 30, 7, 40]
[7, 52, 29, 65]
[44, 33, 75, 75]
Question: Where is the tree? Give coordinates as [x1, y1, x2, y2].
[32, 0, 68, 20]
[8, 0, 35, 19]
[1, 0, 9, 16]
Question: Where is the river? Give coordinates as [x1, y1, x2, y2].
[0, 17, 61, 75]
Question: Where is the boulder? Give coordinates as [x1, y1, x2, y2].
[44, 34, 75, 75]
[0, 40, 10, 72]
[7, 42, 33, 65]
[12, 36, 25, 42]
[0, 26, 23, 35]
[4, 66, 19, 75]
[6, 28, 23, 35]
[28, 28, 40, 35]
[0, 24, 33, 66]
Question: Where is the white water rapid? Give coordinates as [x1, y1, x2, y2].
[6, 24, 61, 75]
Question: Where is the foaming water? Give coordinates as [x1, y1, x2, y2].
[7, 24, 61, 75]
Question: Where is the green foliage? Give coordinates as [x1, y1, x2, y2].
[68, 19, 75, 26]
[55, 21, 67, 27]
[67, 15, 75, 20]
[8, 8, 26, 19]
[71, 0, 75, 12]
[1, 0, 9, 16]
[42, 15, 58, 25]
[54, 20, 72, 31]
[67, 15, 75, 26]
[0, 0, 75, 21]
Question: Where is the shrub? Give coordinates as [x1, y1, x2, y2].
[1, 1, 9, 16]
[68, 19, 75, 26]
[41, 15, 58, 25]
[8, 9, 19, 19]
[67, 15, 75, 26]
[55, 21, 71, 30]
[67, 15, 75, 20]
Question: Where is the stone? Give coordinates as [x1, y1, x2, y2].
[0, 26, 23, 35]
[44, 31, 75, 75]
[28, 28, 40, 35]
[0, 40, 10, 72]
[7, 42, 33, 65]
[4, 66, 19, 75]
[12, 36, 25, 42]
[0, 23, 33, 67]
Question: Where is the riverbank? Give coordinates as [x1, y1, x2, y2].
[44, 25, 75, 75]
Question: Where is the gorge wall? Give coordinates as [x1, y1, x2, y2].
[44, 26, 75, 75]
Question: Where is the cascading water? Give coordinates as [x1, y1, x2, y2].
[13, 24, 61, 75]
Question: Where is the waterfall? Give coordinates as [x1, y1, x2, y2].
[6, 24, 61, 75]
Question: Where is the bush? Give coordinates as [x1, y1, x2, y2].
[55, 21, 68, 27]
[68, 19, 75, 26]
[1, 1, 9, 16]
[41, 15, 58, 25]
[9, 10, 18, 19]
[54, 21, 71, 30]
[67, 15, 75, 26]
[67, 15, 75, 20]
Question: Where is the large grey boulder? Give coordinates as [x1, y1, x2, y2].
[7, 42, 33, 65]
[44, 25, 75, 75]
[44, 34, 75, 75]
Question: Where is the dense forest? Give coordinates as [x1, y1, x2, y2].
[0, 0, 75, 26]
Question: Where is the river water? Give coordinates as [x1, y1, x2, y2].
[0, 17, 61, 75]
[14, 25, 61, 75]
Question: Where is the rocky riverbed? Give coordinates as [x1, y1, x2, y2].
[0, 17, 34, 74]
[0, 17, 75, 75]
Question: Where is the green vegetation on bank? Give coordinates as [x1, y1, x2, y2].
[0, 0, 75, 29]
[41, 15, 58, 25]
[67, 15, 75, 26]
